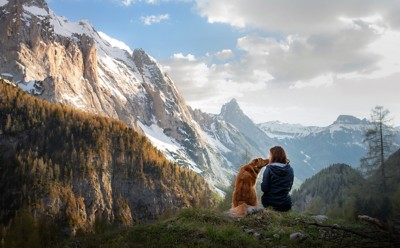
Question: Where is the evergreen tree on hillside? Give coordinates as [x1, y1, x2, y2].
[357, 106, 398, 220]
[360, 106, 395, 192]
[291, 163, 364, 218]
[0, 81, 217, 244]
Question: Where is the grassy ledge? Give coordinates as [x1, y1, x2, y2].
[59, 208, 397, 248]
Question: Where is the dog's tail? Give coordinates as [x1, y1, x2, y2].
[225, 204, 264, 218]
[226, 203, 248, 217]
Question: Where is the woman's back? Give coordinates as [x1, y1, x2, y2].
[261, 146, 294, 212]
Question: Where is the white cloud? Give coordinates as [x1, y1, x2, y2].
[342, 29, 400, 80]
[161, 50, 274, 114]
[121, 0, 134, 6]
[194, 0, 400, 84]
[172, 53, 196, 62]
[215, 49, 233, 60]
[237, 21, 383, 83]
[290, 74, 334, 89]
[195, 0, 400, 34]
[140, 14, 170, 25]
[160, 0, 400, 125]
[163, 36, 400, 125]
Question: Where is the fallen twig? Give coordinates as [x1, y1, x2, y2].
[358, 215, 388, 230]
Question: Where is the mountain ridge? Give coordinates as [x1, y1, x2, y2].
[0, 81, 216, 234]
[0, 0, 234, 188]
[2, 0, 400, 188]
[257, 114, 400, 180]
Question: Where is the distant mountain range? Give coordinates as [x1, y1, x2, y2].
[258, 115, 400, 180]
[1, 0, 399, 191]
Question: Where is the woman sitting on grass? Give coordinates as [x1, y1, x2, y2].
[261, 146, 294, 212]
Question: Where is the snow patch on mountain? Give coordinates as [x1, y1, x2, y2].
[138, 121, 181, 154]
[137, 121, 203, 174]
[300, 151, 315, 171]
[51, 15, 94, 38]
[325, 116, 370, 139]
[98, 31, 133, 54]
[258, 121, 322, 140]
[259, 116, 371, 140]
[210, 122, 235, 145]
[46, 11, 135, 69]
[96, 35, 137, 68]
[23, 5, 48, 17]
[0, 0, 8, 7]
[203, 132, 231, 154]
[97, 59, 143, 102]
[17, 80, 43, 95]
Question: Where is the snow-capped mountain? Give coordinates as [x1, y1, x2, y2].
[191, 99, 275, 169]
[258, 115, 400, 180]
[259, 115, 371, 140]
[219, 99, 275, 153]
[259, 121, 323, 140]
[2, 0, 399, 190]
[0, 0, 232, 188]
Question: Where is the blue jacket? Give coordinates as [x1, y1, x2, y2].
[261, 163, 294, 211]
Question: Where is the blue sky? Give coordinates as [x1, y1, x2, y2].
[47, 0, 400, 126]
[48, 0, 244, 59]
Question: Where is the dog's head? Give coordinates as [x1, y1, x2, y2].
[248, 157, 269, 174]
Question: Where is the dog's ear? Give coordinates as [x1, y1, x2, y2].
[254, 158, 268, 170]
[250, 158, 259, 164]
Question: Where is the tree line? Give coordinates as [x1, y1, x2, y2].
[292, 106, 400, 234]
[0, 81, 217, 247]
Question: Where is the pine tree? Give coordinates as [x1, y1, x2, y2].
[361, 106, 395, 192]
[359, 106, 395, 218]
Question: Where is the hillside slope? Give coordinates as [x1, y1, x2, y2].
[292, 163, 364, 214]
[0, 82, 216, 236]
[292, 151, 400, 234]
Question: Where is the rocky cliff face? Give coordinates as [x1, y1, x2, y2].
[191, 101, 273, 169]
[219, 99, 275, 155]
[0, 0, 105, 113]
[0, 0, 232, 188]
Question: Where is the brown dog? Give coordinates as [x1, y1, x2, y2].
[229, 157, 269, 217]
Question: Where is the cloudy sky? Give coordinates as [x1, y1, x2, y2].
[48, 0, 400, 126]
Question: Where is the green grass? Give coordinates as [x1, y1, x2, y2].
[58, 208, 397, 248]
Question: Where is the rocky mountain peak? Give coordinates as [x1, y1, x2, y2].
[133, 48, 156, 65]
[333, 115, 368, 125]
[218, 98, 274, 156]
[3, 0, 48, 9]
[220, 98, 244, 118]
